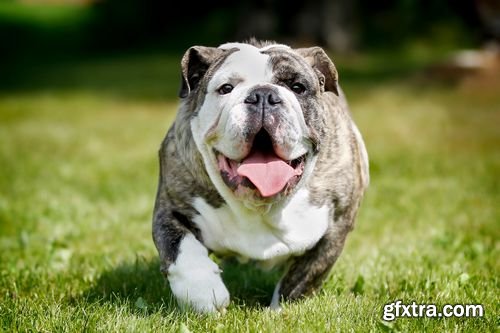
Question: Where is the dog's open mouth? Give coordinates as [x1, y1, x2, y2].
[215, 130, 306, 198]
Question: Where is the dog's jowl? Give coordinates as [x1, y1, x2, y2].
[152, 40, 369, 313]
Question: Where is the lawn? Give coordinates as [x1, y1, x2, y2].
[0, 46, 498, 332]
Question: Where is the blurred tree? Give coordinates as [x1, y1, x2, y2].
[85, 0, 487, 52]
[0, 0, 491, 68]
[476, 0, 500, 41]
[87, 0, 235, 50]
[232, 0, 358, 52]
[208, 0, 485, 52]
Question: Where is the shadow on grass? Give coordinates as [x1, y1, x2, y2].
[83, 257, 175, 314]
[220, 258, 281, 308]
[83, 256, 281, 314]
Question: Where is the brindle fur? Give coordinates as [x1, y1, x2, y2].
[277, 87, 369, 300]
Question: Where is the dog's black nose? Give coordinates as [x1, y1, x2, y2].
[244, 87, 282, 106]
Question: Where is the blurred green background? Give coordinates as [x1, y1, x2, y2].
[0, 0, 495, 95]
[0, 1, 499, 332]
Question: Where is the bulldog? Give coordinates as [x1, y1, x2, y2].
[152, 40, 369, 313]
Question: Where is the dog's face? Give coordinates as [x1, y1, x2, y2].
[180, 42, 339, 209]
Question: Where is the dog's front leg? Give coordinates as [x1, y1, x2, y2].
[153, 207, 229, 313]
[271, 210, 355, 309]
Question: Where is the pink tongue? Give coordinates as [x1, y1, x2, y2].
[237, 150, 298, 197]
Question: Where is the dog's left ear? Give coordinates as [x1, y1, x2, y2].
[295, 47, 339, 96]
[179, 46, 224, 98]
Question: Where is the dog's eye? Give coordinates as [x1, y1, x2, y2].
[218, 84, 234, 95]
[290, 82, 306, 94]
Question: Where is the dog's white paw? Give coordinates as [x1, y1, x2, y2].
[269, 280, 283, 312]
[168, 234, 230, 313]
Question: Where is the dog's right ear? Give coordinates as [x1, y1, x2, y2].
[179, 46, 224, 98]
[295, 47, 339, 96]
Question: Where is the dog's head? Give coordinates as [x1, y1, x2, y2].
[178, 41, 339, 209]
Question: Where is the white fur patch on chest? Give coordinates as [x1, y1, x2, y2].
[192, 188, 330, 266]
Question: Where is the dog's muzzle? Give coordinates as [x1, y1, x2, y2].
[215, 87, 307, 198]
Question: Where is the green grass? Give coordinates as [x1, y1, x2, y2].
[0, 49, 499, 332]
